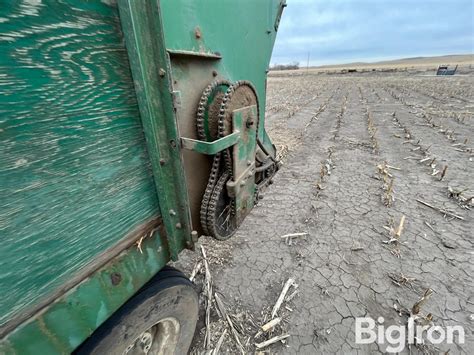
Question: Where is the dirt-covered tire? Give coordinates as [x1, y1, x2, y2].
[75, 266, 198, 355]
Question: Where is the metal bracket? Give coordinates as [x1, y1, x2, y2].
[226, 105, 258, 223]
[181, 105, 257, 224]
[118, 0, 193, 259]
[180, 132, 241, 155]
[274, 0, 287, 31]
[227, 162, 255, 198]
[172, 90, 182, 109]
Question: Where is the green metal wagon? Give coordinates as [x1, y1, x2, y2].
[0, 0, 285, 353]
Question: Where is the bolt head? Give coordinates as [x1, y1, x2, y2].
[194, 27, 202, 39]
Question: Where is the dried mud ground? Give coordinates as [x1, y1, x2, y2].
[174, 72, 473, 354]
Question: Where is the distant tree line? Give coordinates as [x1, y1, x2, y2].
[270, 62, 300, 71]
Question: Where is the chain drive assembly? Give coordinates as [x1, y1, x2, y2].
[197, 80, 276, 240]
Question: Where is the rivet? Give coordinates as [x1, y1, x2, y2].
[212, 70, 218, 77]
[191, 230, 198, 242]
[159, 68, 166, 77]
[175, 222, 182, 229]
[159, 159, 166, 166]
[247, 160, 252, 166]
[169, 209, 176, 216]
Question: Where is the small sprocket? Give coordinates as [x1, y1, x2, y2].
[196, 80, 231, 142]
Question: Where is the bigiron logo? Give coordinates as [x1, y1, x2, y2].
[355, 316, 465, 353]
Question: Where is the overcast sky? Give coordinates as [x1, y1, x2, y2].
[271, 0, 474, 66]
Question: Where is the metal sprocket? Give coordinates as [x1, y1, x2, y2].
[196, 81, 231, 235]
[196, 80, 231, 142]
[206, 171, 237, 240]
[217, 81, 259, 174]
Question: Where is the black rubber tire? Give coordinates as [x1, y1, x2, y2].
[75, 266, 198, 355]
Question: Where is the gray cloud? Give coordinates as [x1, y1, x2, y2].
[272, 0, 474, 65]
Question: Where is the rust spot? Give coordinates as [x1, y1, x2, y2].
[111, 272, 122, 286]
[194, 27, 202, 39]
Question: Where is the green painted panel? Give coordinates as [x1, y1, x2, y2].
[160, 0, 284, 137]
[0, 0, 159, 326]
[118, 0, 193, 259]
[1, 225, 169, 354]
[160, 0, 284, 229]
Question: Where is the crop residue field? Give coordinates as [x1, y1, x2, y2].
[177, 69, 473, 354]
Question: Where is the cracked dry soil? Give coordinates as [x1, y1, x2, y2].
[174, 72, 473, 354]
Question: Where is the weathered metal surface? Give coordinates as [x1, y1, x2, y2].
[227, 106, 258, 223]
[0, 0, 159, 330]
[181, 132, 241, 155]
[162, 0, 286, 231]
[118, 0, 193, 257]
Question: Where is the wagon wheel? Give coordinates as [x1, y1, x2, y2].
[75, 266, 198, 355]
